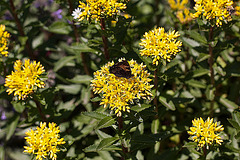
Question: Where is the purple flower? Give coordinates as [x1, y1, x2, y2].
[1, 112, 6, 120]
[51, 9, 63, 20]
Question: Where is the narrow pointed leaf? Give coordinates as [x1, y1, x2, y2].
[96, 116, 115, 129]
[97, 137, 119, 151]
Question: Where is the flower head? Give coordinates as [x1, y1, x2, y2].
[72, 8, 82, 19]
[51, 9, 63, 20]
[176, 8, 193, 24]
[0, 24, 10, 57]
[191, 0, 234, 26]
[168, 0, 188, 10]
[188, 117, 224, 148]
[24, 122, 66, 160]
[76, 0, 128, 22]
[5, 59, 45, 100]
[139, 27, 182, 65]
[91, 58, 153, 117]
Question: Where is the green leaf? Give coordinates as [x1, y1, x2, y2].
[97, 137, 119, 151]
[0, 146, 5, 160]
[96, 116, 115, 129]
[57, 84, 81, 95]
[186, 31, 207, 44]
[70, 43, 97, 53]
[228, 119, 240, 130]
[181, 37, 200, 48]
[91, 97, 102, 102]
[53, 56, 76, 72]
[183, 142, 201, 155]
[225, 145, 240, 153]
[205, 85, 215, 101]
[185, 79, 206, 88]
[82, 111, 110, 120]
[6, 115, 20, 141]
[232, 110, 240, 125]
[84, 144, 121, 152]
[95, 130, 112, 139]
[192, 68, 209, 78]
[183, 142, 197, 148]
[83, 144, 98, 152]
[159, 96, 176, 110]
[196, 53, 210, 62]
[12, 102, 25, 113]
[18, 36, 28, 46]
[219, 96, 238, 109]
[98, 151, 114, 160]
[131, 104, 152, 112]
[46, 21, 71, 34]
[67, 75, 92, 84]
[151, 119, 159, 134]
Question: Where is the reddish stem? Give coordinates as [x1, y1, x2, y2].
[154, 69, 158, 118]
[118, 116, 128, 160]
[100, 18, 110, 60]
[208, 26, 215, 116]
[33, 99, 47, 122]
[9, 0, 34, 59]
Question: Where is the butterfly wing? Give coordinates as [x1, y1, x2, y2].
[109, 60, 133, 79]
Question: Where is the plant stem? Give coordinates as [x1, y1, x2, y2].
[33, 98, 47, 122]
[155, 0, 160, 25]
[9, 0, 34, 59]
[203, 146, 207, 159]
[100, 18, 110, 60]
[67, 0, 91, 76]
[154, 69, 158, 118]
[118, 116, 128, 160]
[208, 26, 215, 116]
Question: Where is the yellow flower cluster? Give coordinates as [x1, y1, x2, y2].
[235, 6, 240, 16]
[188, 117, 224, 148]
[24, 122, 66, 160]
[5, 59, 45, 100]
[168, 0, 188, 10]
[176, 8, 193, 24]
[168, 0, 192, 24]
[191, 0, 234, 26]
[91, 59, 153, 117]
[0, 24, 10, 57]
[139, 27, 182, 65]
[77, 0, 127, 21]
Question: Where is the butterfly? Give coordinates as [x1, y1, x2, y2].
[109, 60, 134, 79]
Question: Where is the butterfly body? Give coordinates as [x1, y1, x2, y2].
[109, 60, 133, 79]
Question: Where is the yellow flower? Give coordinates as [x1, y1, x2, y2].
[24, 122, 66, 160]
[168, 0, 188, 10]
[76, 0, 128, 21]
[139, 27, 182, 66]
[4, 59, 45, 100]
[188, 117, 224, 148]
[91, 58, 153, 117]
[235, 6, 240, 16]
[0, 24, 10, 57]
[176, 8, 193, 24]
[191, 0, 234, 26]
